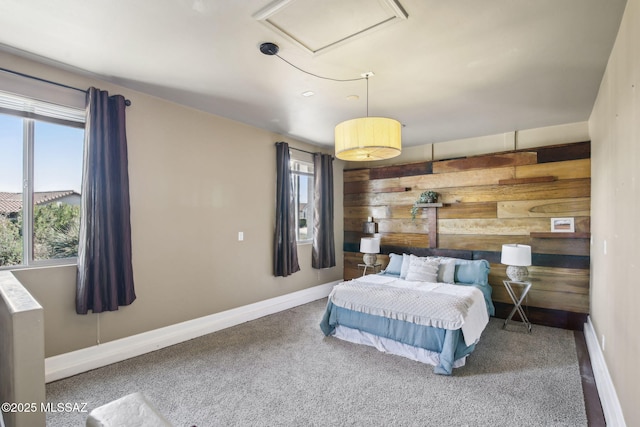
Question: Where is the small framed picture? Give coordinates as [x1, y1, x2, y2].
[551, 217, 575, 233]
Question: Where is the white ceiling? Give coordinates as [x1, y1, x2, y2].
[0, 0, 627, 148]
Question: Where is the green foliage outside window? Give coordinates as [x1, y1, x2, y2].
[0, 215, 22, 266]
[0, 203, 80, 267]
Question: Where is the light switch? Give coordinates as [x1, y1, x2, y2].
[238, 232, 244, 241]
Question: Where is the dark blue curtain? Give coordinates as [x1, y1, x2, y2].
[312, 153, 335, 269]
[274, 142, 300, 277]
[76, 87, 135, 314]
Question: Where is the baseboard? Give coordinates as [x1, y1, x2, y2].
[584, 316, 626, 426]
[45, 281, 339, 383]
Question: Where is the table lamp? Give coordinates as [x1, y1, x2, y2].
[501, 244, 532, 281]
[360, 237, 380, 266]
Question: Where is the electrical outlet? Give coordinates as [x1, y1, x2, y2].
[238, 231, 244, 241]
[602, 335, 606, 351]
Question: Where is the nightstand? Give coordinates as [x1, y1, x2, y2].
[358, 263, 381, 276]
[502, 280, 532, 332]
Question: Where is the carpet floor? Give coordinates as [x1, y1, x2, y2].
[46, 298, 587, 426]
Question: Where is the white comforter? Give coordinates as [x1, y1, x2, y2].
[329, 275, 489, 346]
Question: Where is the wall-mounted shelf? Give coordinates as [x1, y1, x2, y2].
[530, 232, 591, 239]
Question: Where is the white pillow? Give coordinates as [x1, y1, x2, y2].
[400, 253, 411, 279]
[405, 255, 439, 282]
[435, 257, 456, 284]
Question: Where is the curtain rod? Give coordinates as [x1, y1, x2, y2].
[0, 67, 132, 106]
[289, 146, 317, 156]
[274, 142, 334, 159]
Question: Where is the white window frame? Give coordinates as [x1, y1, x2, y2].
[289, 154, 314, 244]
[0, 89, 85, 270]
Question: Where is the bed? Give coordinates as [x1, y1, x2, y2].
[320, 253, 495, 375]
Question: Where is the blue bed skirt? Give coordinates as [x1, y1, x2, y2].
[320, 300, 476, 375]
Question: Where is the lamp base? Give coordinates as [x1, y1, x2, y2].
[506, 265, 529, 282]
[363, 253, 377, 266]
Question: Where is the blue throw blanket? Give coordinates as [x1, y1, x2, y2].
[319, 268, 495, 376]
[320, 301, 475, 375]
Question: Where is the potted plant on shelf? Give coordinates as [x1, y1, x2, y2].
[411, 190, 439, 220]
[424, 190, 438, 203]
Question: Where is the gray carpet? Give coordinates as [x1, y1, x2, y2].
[46, 299, 587, 426]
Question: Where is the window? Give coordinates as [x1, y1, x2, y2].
[290, 157, 314, 243]
[0, 92, 85, 268]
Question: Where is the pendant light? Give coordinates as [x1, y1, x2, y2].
[335, 75, 401, 161]
[259, 42, 401, 161]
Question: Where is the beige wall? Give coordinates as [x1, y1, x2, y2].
[589, 0, 639, 425]
[1, 51, 344, 357]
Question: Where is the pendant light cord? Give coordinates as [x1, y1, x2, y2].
[274, 54, 366, 83]
[366, 75, 369, 117]
[275, 51, 371, 116]
[261, 42, 375, 119]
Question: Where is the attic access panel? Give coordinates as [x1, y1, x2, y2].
[253, 0, 408, 55]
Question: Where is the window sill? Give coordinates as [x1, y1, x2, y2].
[0, 259, 78, 272]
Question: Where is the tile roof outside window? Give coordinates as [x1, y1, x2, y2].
[0, 190, 80, 214]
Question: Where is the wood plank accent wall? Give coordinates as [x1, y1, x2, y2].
[344, 141, 591, 323]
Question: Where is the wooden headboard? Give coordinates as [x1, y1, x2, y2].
[381, 246, 473, 260]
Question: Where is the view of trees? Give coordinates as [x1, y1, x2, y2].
[0, 214, 21, 266]
[0, 204, 80, 267]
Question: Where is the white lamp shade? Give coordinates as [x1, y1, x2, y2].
[360, 237, 380, 254]
[501, 244, 531, 266]
[335, 117, 401, 161]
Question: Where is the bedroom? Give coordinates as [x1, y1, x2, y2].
[0, 0, 638, 426]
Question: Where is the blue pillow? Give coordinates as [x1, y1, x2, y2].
[383, 253, 403, 276]
[454, 259, 490, 285]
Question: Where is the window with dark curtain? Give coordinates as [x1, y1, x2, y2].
[76, 87, 136, 314]
[312, 153, 335, 269]
[274, 142, 300, 277]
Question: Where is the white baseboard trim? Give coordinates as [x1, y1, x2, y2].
[584, 316, 626, 426]
[45, 280, 339, 383]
